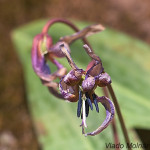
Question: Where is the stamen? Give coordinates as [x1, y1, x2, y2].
[86, 98, 93, 110]
[77, 90, 82, 117]
[85, 92, 93, 110]
[92, 94, 99, 113]
[94, 99, 99, 113]
[85, 100, 89, 117]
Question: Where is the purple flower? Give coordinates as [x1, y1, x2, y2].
[31, 19, 114, 136]
[59, 44, 115, 136]
[31, 19, 105, 98]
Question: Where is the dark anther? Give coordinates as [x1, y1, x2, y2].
[86, 98, 93, 110]
[77, 90, 82, 117]
[85, 92, 93, 110]
[85, 100, 89, 117]
[92, 94, 99, 113]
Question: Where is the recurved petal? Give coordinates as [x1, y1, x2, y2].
[82, 76, 96, 92]
[31, 34, 55, 82]
[49, 41, 70, 58]
[84, 96, 115, 136]
[83, 44, 104, 77]
[60, 24, 105, 44]
[64, 69, 83, 86]
[86, 59, 103, 77]
[59, 77, 79, 102]
[96, 72, 111, 87]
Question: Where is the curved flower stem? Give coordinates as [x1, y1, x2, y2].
[102, 87, 120, 150]
[42, 18, 94, 52]
[107, 84, 132, 150]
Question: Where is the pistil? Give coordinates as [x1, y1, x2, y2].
[82, 99, 87, 128]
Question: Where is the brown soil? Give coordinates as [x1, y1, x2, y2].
[0, 0, 150, 149]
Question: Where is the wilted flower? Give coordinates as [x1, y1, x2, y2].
[59, 44, 115, 136]
[31, 18, 104, 98]
[31, 18, 115, 136]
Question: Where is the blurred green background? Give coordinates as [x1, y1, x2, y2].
[0, 0, 150, 150]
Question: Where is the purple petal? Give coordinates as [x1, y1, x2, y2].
[64, 69, 83, 86]
[49, 42, 70, 58]
[59, 77, 79, 102]
[32, 34, 65, 99]
[96, 72, 111, 87]
[48, 87, 64, 99]
[86, 60, 104, 77]
[60, 24, 105, 44]
[82, 76, 95, 92]
[84, 96, 115, 136]
[31, 34, 54, 82]
[83, 45, 104, 78]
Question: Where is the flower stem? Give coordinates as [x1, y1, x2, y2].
[102, 87, 120, 150]
[42, 18, 94, 52]
[107, 84, 132, 150]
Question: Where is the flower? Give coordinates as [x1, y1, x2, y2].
[31, 19, 114, 136]
[59, 44, 115, 136]
[31, 19, 105, 99]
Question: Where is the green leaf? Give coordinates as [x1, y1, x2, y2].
[11, 19, 150, 150]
